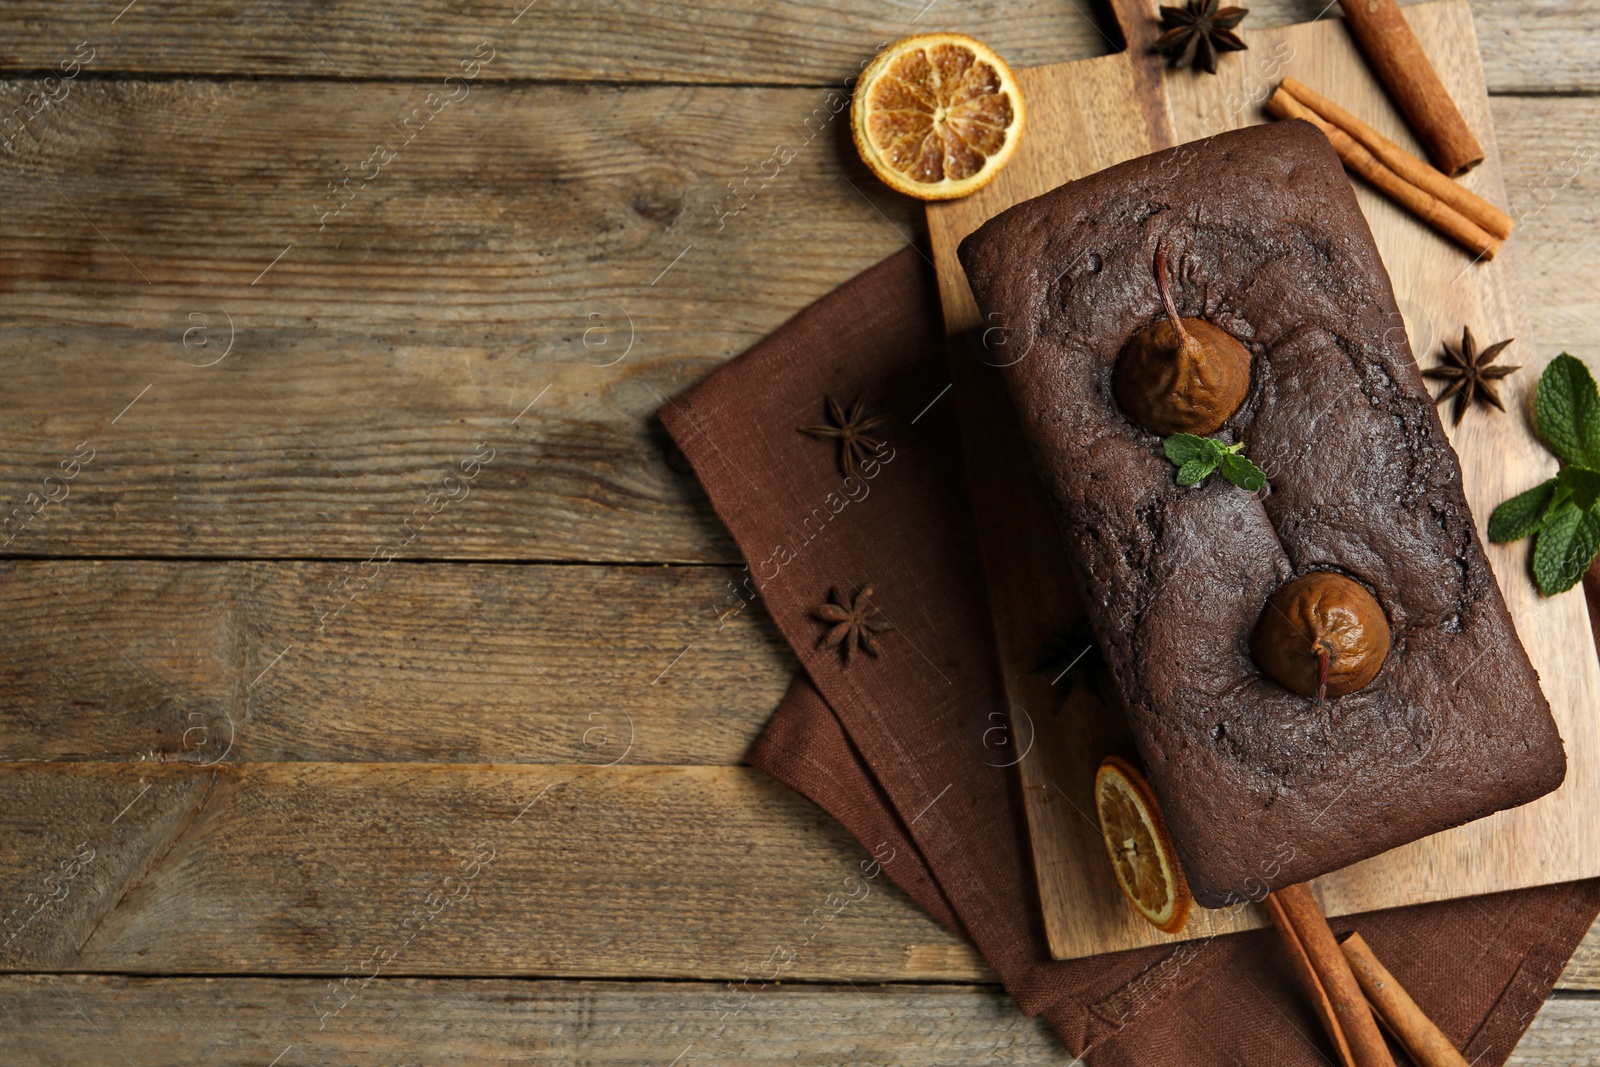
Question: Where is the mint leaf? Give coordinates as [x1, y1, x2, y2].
[1163, 434, 1212, 467]
[1488, 478, 1556, 542]
[1220, 451, 1267, 491]
[1549, 478, 1575, 518]
[1176, 458, 1218, 485]
[1532, 503, 1580, 593]
[1557, 465, 1600, 512]
[1574, 510, 1600, 589]
[1535, 354, 1600, 469]
[1489, 355, 1600, 596]
[1532, 502, 1600, 595]
[1162, 434, 1267, 491]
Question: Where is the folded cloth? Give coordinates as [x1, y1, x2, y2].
[660, 246, 1600, 1065]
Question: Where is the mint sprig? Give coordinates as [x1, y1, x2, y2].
[1163, 434, 1267, 491]
[1489, 353, 1600, 595]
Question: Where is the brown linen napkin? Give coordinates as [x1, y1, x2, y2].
[660, 246, 1600, 1065]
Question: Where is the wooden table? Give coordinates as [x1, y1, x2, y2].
[0, 1, 1594, 1062]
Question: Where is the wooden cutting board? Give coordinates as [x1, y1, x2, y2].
[926, 0, 1600, 961]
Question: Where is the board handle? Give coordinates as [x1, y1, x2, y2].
[1100, 0, 1178, 151]
[1103, 0, 1165, 55]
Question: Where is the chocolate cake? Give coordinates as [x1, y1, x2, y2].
[957, 120, 1566, 906]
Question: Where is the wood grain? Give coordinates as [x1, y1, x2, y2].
[0, 79, 905, 333]
[1507, 997, 1600, 1067]
[0, 77, 918, 562]
[0, 0, 1117, 87]
[0, 0, 1589, 93]
[928, 0, 1600, 960]
[5, 976, 1062, 1065]
[0, 560, 792, 765]
[0, 761, 984, 980]
[1493, 95, 1600, 361]
[1561, 919, 1600, 990]
[1, 976, 1596, 1065]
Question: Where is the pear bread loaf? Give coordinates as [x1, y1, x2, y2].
[956, 120, 1566, 906]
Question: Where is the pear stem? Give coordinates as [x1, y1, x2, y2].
[1315, 646, 1331, 704]
[1153, 242, 1192, 345]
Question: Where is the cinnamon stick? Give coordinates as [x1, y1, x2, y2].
[1337, 0, 1484, 176]
[1340, 932, 1470, 1067]
[1263, 892, 1358, 1067]
[1267, 88, 1501, 261]
[1279, 77, 1512, 240]
[1270, 884, 1397, 1067]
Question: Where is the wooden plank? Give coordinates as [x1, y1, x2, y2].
[0, 761, 984, 981]
[928, 0, 1600, 960]
[1, 977, 1596, 1066]
[4, 976, 1058, 1065]
[1493, 95, 1600, 361]
[0, 0, 1589, 93]
[0, 78, 919, 562]
[0, 560, 790, 765]
[1561, 918, 1600, 991]
[0, 80, 1594, 561]
[0, 1, 1114, 87]
[0, 80, 906, 338]
[0, 326, 760, 562]
[1508, 996, 1600, 1067]
[0, 756, 1584, 986]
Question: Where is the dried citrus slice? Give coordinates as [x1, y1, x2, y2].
[1094, 755, 1193, 934]
[850, 33, 1025, 201]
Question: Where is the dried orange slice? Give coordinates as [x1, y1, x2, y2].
[1094, 755, 1193, 934]
[850, 33, 1025, 201]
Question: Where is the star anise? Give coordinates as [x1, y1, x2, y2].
[1424, 326, 1520, 425]
[1154, 0, 1249, 74]
[800, 394, 887, 479]
[812, 585, 893, 667]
